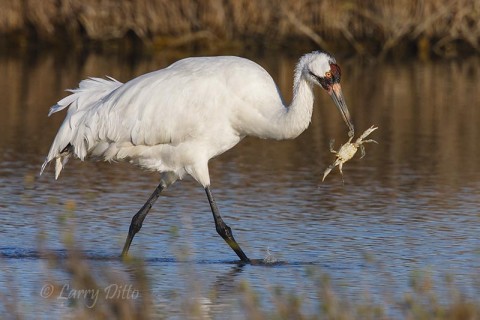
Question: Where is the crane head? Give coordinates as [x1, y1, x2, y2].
[303, 52, 355, 137]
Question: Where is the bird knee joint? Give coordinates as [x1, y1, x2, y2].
[129, 221, 143, 235]
[216, 224, 232, 239]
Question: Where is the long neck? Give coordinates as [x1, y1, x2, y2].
[235, 60, 315, 140]
[279, 71, 315, 139]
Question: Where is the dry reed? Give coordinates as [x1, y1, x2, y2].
[0, 0, 479, 57]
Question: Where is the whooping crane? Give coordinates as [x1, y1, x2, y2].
[41, 51, 354, 263]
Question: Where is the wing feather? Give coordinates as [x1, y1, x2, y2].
[41, 56, 276, 178]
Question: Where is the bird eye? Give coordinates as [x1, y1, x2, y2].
[325, 71, 332, 78]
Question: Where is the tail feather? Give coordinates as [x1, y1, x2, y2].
[41, 76, 123, 178]
[48, 77, 122, 117]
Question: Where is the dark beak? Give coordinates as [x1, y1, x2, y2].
[329, 83, 354, 137]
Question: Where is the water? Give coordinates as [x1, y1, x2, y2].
[1, 51, 479, 318]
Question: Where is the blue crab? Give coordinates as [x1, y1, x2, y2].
[322, 126, 378, 181]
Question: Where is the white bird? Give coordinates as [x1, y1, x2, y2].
[41, 51, 354, 263]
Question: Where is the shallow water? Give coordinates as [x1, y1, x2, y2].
[1, 51, 479, 318]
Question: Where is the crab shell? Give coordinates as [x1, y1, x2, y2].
[336, 142, 358, 162]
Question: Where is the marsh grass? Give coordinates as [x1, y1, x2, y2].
[2, 205, 478, 320]
[34, 203, 154, 319]
[0, 0, 479, 57]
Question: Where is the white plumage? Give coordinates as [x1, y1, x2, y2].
[41, 52, 354, 262]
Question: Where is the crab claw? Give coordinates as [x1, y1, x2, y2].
[357, 125, 378, 142]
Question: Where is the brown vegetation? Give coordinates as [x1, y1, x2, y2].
[0, 0, 480, 57]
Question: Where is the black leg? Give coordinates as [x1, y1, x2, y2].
[205, 186, 250, 263]
[121, 183, 164, 257]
